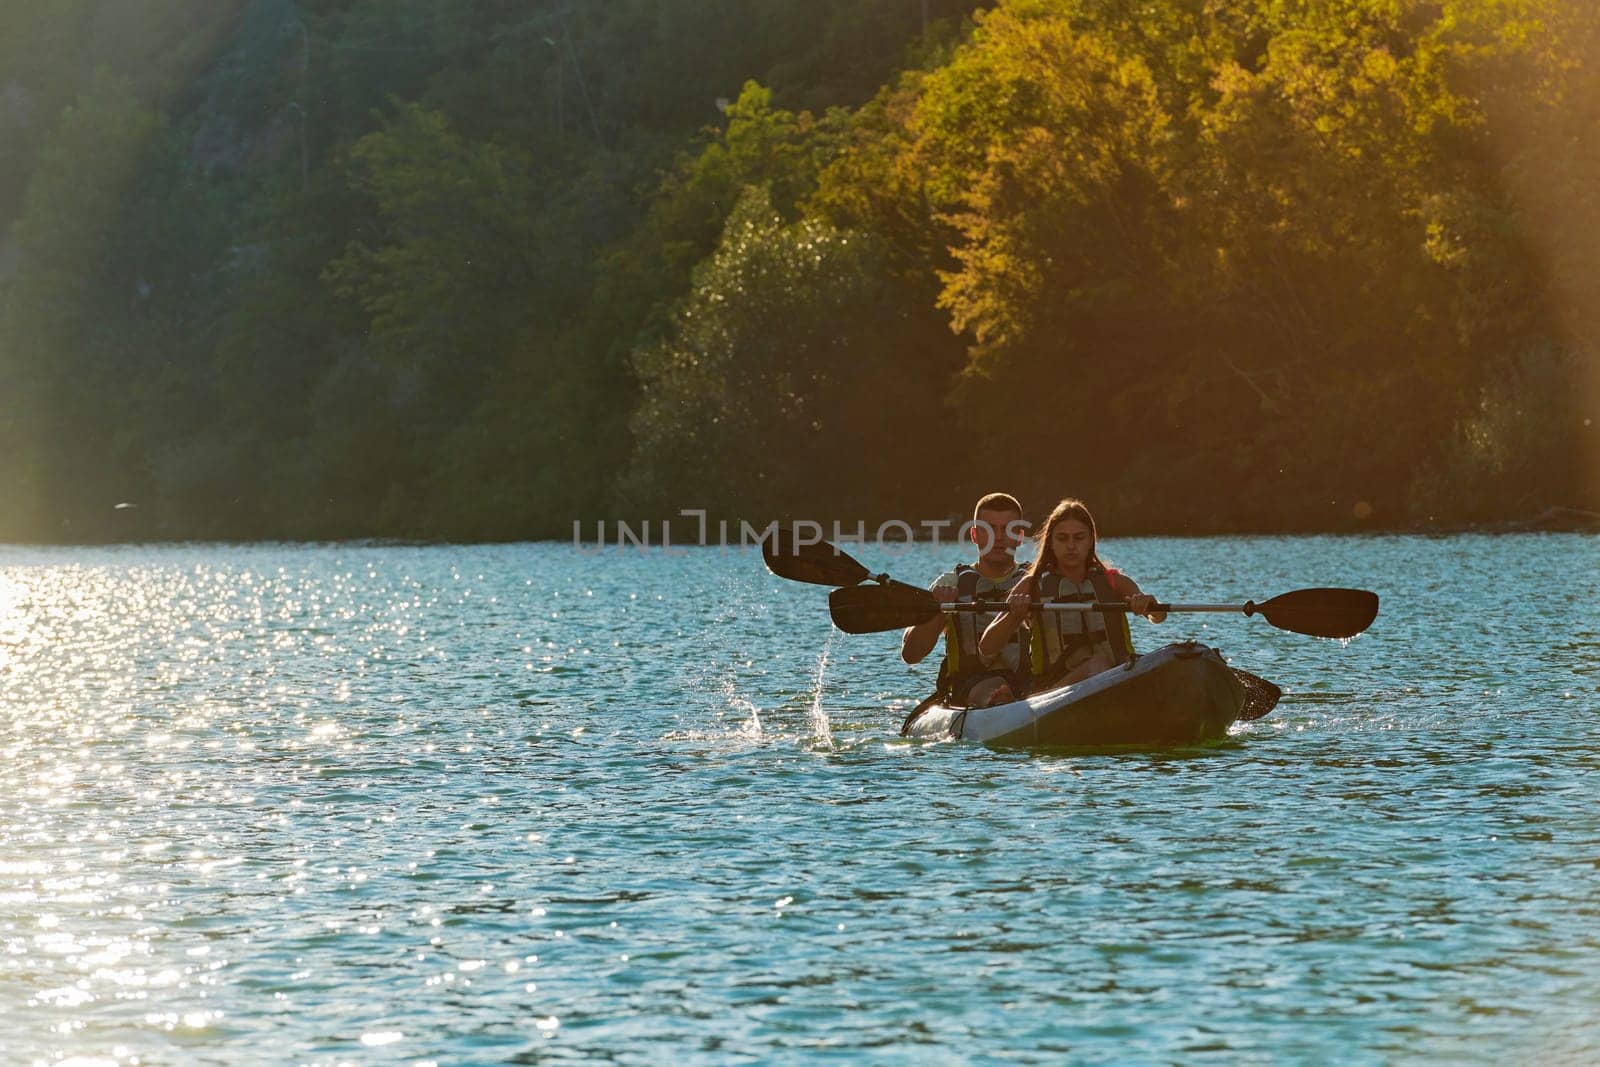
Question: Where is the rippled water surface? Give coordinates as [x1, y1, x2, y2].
[2, 535, 1597, 1064]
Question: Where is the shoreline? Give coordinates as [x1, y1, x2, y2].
[1, 506, 1596, 550]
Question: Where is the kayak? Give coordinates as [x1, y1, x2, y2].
[904, 641, 1246, 748]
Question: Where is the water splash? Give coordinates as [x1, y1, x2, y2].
[730, 692, 764, 739]
[701, 668, 763, 740]
[807, 630, 836, 751]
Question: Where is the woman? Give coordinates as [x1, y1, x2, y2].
[979, 498, 1166, 691]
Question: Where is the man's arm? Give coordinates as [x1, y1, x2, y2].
[901, 585, 957, 663]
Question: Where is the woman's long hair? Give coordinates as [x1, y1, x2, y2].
[1024, 498, 1107, 586]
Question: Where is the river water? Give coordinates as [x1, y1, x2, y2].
[1, 534, 1596, 1064]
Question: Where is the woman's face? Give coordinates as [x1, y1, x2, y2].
[1050, 518, 1094, 574]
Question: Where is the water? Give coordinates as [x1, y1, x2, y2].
[1, 534, 1596, 1064]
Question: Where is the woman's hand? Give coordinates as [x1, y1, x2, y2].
[1004, 577, 1034, 618]
[1126, 592, 1166, 623]
[980, 578, 1032, 659]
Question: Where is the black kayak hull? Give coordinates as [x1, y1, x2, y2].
[906, 642, 1246, 749]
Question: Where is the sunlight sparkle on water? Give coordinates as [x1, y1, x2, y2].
[0, 540, 1595, 1062]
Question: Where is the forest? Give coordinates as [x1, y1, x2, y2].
[1, 0, 1596, 542]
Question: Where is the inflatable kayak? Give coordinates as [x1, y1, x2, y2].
[903, 641, 1246, 748]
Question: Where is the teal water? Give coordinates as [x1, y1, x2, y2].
[2, 535, 1597, 1064]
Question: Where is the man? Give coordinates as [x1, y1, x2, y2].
[901, 492, 1030, 708]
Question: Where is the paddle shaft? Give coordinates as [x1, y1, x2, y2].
[832, 582, 1375, 638]
[939, 601, 1252, 614]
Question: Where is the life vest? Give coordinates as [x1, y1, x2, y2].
[937, 562, 1026, 689]
[1028, 566, 1134, 684]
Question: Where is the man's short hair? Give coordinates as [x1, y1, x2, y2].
[973, 492, 1023, 520]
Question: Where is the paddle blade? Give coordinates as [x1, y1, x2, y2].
[829, 581, 939, 634]
[762, 530, 870, 587]
[1254, 588, 1378, 639]
[1233, 667, 1282, 721]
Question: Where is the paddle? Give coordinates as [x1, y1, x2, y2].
[826, 580, 950, 634]
[828, 582, 1378, 640]
[761, 528, 883, 588]
[1232, 667, 1282, 721]
[763, 532, 1378, 639]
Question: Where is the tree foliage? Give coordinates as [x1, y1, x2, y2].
[0, 0, 1593, 541]
[887, 0, 1584, 528]
[624, 186, 956, 520]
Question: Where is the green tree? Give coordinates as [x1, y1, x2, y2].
[325, 103, 541, 389]
[0, 75, 161, 538]
[882, 0, 1561, 528]
[623, 186, 957, 521]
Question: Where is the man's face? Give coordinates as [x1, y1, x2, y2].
[971, 507, 1024, 562]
